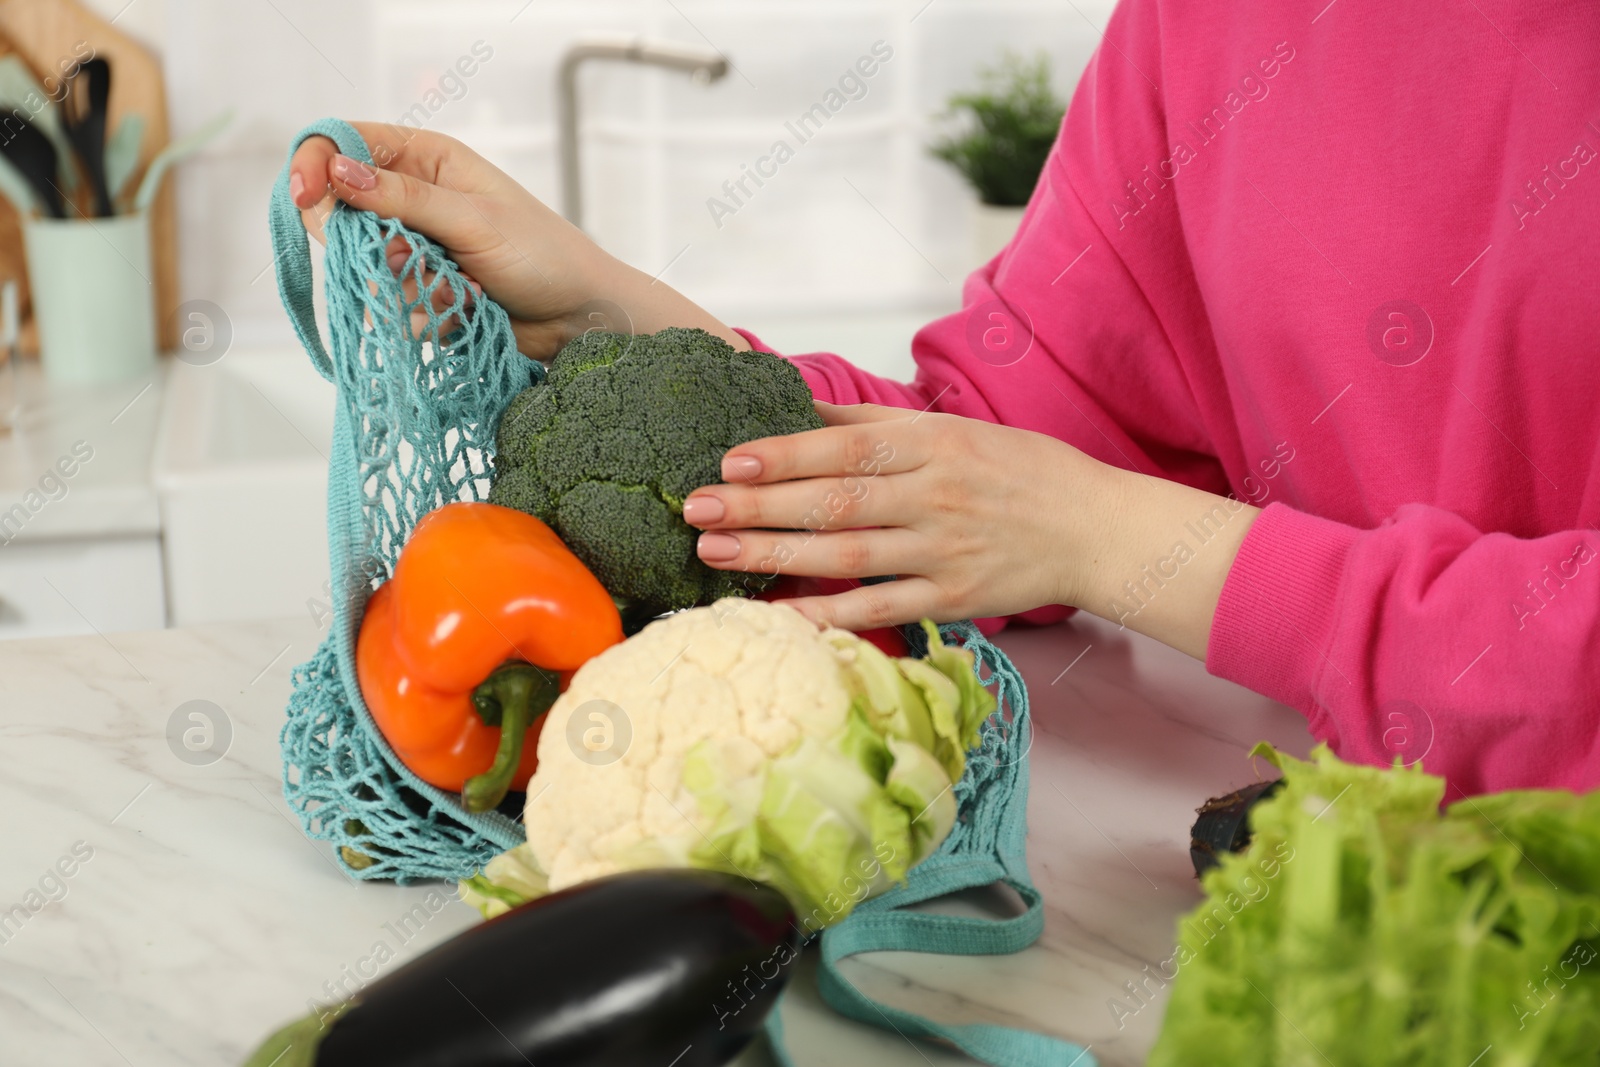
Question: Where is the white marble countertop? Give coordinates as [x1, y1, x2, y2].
[0, 359, 164, 543]
[0, 611, 1312, 1066]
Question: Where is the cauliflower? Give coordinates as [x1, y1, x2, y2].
[460, 599, 995, 930]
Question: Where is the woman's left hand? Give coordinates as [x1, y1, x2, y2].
[680, 401, 1124, 631]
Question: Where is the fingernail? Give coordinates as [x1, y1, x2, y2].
[289, 171, 305, 203]
[697, 532, 740, 562]
[681, 495, 725, 526]
[332, 154, 377, 190]
[723, 455, 761, 480]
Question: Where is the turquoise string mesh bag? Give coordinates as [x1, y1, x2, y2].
[269, 119, 1093, 1067]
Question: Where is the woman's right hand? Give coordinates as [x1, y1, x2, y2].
[289, 122, 614, 360]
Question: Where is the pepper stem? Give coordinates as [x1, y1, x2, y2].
[463, 662, 561, 813]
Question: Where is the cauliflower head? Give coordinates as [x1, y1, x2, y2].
[460, 599, 995, 930]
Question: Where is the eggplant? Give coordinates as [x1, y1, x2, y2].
[245, 869, 801, 1067]
[1189, 778, 1284, 876]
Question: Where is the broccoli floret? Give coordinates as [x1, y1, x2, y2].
[489, 327, 823, 613]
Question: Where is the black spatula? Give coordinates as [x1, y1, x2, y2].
[0, 112, 63, 217]
[63, 58, 113, 217]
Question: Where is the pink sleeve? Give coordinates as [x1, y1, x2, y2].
[1210, 503, 1600, 796]
[735, 328, 926, 409]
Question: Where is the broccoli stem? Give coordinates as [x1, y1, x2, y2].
[463, 662, 561, 813]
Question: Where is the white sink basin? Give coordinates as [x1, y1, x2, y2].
[152, 348, 335, 626]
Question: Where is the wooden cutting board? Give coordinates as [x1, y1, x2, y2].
[0, 0, 179, 353]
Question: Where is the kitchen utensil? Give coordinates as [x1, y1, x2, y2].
[23, 212, 154, 382]
[0, 155, 40, 216]
[0, 0, 182, 349]
[0, 113, 62, 217]
[61, 56, 112, 216]
[132, 108, 230, 214]
[101, 110, 142, 203]
[0, 55, 77, 194]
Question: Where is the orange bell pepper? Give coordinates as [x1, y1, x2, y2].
[356, 502, 623, 812]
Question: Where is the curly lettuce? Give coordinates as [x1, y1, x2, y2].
[1149, 744, 1600, 1066]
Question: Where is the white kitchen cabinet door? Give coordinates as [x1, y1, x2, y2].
[0, 536, 167, 639]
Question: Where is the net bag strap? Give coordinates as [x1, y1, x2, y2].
[267, 117, 366, 381]
[788, 622, 1097, 1067]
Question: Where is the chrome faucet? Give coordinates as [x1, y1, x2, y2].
[557, 37, 730, 230]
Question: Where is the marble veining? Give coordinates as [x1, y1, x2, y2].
[0, 612, 1311, 1066]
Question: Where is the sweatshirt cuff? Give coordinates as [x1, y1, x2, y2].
[733, 326, 774, 354]
[734, 327, 839, 404]
[1206, 502, 1360, 715]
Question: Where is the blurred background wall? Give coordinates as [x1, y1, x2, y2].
[106, 0, 1114, 373]
[0, 0, 1113, 637]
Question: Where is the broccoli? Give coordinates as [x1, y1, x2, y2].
[489, 326, 824, 614]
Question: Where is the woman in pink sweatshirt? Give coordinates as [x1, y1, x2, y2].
[289, 0, 1600, 799]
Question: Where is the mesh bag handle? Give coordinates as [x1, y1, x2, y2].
[270, 119, 1093, 1065]
[270, 119, 531, 881]
[771, 621, 1094, 1067]
[269, 116, 347, 381]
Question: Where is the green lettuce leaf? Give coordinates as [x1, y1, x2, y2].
[1147, 744, 1600, 1067]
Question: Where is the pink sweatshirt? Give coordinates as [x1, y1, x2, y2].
[741, 0, 1600, 798]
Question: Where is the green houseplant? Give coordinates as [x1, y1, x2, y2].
[930, 52, 1067, 263]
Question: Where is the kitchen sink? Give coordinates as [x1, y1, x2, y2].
[152, 348, 335, 626]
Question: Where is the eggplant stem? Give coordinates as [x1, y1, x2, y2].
[463, 662, 560, 813]
[241, 1000, 350, 1067]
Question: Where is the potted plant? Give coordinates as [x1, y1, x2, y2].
[930, 52, 1067, 265]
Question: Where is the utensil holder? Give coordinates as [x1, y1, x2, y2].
[23, 213, 156, 385]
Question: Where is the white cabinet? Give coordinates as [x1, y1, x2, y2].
[153, 349, 334, 626]
[0, 361, 167, 639]
[0, 535, 166, 638]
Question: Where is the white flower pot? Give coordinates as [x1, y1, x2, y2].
[972, 203, 1027, 268]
